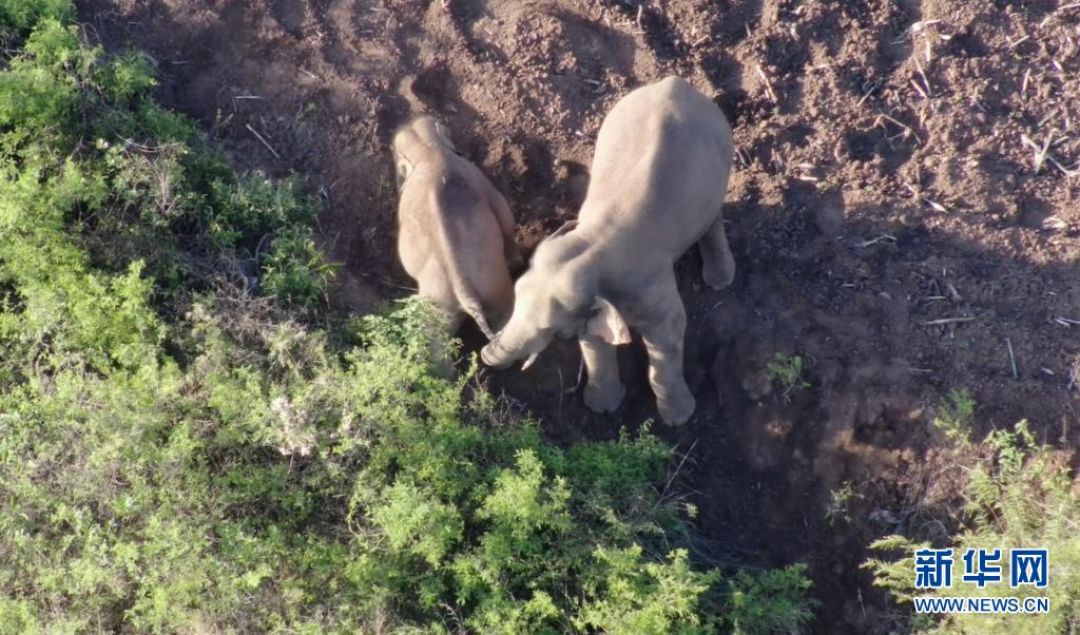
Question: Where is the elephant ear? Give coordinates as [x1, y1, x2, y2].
[585, 298, 630, 345]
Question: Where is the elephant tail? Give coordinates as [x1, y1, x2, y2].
[441, 253, 495, 340]
[459, 292, 496, 340]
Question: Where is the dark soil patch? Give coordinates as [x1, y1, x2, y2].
[77, 0, 1080, 631]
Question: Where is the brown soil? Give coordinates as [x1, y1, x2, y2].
[78, 0, 1080, 631]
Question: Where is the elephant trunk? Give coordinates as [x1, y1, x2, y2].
[480, 326, 545, 371]
[480, 334, 512, 368]
[481, 327, 529, 368]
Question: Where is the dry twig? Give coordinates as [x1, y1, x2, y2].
[875, 114, 922, 144]
[912, 53, 933, 98]
[923, 317, 976, 326]
[756, 65, 778, 102]
[856, 234, 896, 248]
[1006, 337, 1018, 379]
[1020, 134, 1052, 173]
[246, 124, 281, 160]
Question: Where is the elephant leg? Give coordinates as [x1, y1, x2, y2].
[580, 335, 625, 413]
[700, 215, 736, 290]
[639, 281, 695, 425]
[417, 258, 457, 314]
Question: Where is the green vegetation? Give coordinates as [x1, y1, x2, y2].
[932, 389, 976, 445]
[765, 353, 810, 399]
[0, 3, 813, 632]
[0, 0, 327, 311]
[864, 417, 1080, 633]
[824, 481, 858, 528]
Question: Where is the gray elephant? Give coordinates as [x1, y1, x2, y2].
[480, 76, 735, 425]
[393, 116, 523, 339]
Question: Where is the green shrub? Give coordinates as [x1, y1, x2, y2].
[726, 564, 817, 634]
[825, 481, 858, 527]
[766, 353, 810, 399]
[261, 227, 335, 307]
[933, 389, 976, 444]
[0, 10, 327, 306]
[205, 172, 317, 249]
[0, 0, 71, 34]
[864, 420, 1080, 633]
[2, 290, 815, 631]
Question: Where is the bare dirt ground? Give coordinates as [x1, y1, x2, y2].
[78, 0, 1080, 631]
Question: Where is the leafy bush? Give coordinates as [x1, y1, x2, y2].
[932, 389, 976, 445]
[0, 7, 328, 307]
[726, 564, 817, 634]
[765, 353, 810, 400]
[864, 419, 1080, 633]
[2, 290, 814, 632]
[205, 172, 317, 250]
[0, 0, 70, 34]
[825, 481, 858, 528]
[0, 4, 814, 632]
[261, 227, 336, 307]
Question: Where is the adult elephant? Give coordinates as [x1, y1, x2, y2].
[480, 76, 736, 425]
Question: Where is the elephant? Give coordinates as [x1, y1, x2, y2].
[392, 116, 523, 339]
[480, 76, 735, 425]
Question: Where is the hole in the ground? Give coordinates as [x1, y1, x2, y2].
[946, 29, 988, 58]
[846, 130, 878, 161]
[713, 88, 747, 126]
[411, 63, 456, 110]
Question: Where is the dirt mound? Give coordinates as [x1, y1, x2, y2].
[78, 0, 1080, 631]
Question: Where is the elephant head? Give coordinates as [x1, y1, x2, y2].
[481, 222, 630, 370]
[392, 116, 457, 189]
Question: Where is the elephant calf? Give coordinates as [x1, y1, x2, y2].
[480, 76, 735, 425]
[392, 116, 523, 339]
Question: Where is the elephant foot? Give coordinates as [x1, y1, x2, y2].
[584, 380, 626, 413]
[700, 218, 736, 290]
[655, 384, 695, 426]
[702, 258, 735, 290]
